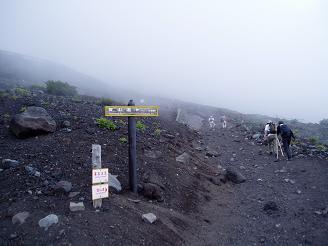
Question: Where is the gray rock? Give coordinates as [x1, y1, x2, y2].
[142, 213, 157, 224]
[144, 150, 162, 159]
[263, 201, 279, 214]
[69, 202, 85, 212]
[54, 181, 72, 193]
[12, 212, 30, 225]
[2, 159, 20, 169]
[205, 150, 220, 157]
[68, 192, 80, 198]
[109, 174, 122, 192]
[38, 214, 58, 230]
[25, 165, 39, 176]
[225, 168, 246, 184]
[10, 106, 57, 138]
[62, 120, 71, 128]
[142, 183, 163, 201]
[252, 133, 261, 139]
[176, 152, 190, 164]
[163, 134, 175, 139]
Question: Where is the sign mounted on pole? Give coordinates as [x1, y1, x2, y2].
[105, 106, 159, 117]
[92, 168, 109, 184]
[92, 183, 109, 200]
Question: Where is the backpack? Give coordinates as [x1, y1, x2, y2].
[280, 124, 291, 137]
[269, 123, 276, 134]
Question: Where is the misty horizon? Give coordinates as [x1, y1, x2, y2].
[0, 1, 327, 123]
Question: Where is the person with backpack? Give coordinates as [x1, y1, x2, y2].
[277, 121, 295, 161]
[264, 120, 277, 155]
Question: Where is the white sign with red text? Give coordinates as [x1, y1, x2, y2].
[92, 168, 109, 184]
[92, 183, 109, 200]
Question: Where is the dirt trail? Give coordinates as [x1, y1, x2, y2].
[193, 126, 328, 245]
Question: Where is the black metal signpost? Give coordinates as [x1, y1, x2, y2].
[104, 100, 159, 193]
[128, 100, 137, 193]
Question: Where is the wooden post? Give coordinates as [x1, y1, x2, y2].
[92, 144, 102, 208]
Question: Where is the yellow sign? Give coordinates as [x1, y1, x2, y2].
[105, 106, 159, 117]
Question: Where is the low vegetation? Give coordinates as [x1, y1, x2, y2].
[14, 87, 30, 97]
[154, 128, 161, 137]
[96, 117, 117, 131]
[136, 120, 146, 132]
[45, 80, 77, 96]
[119, 136, 128, 144]
[96, 97, 113, 106]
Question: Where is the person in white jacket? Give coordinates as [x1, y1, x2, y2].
[208, 115, 215, 128]
[264, 120, 277, 155]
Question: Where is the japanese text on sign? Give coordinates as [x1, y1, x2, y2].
[104, 106, 159, 117]
[92, 183, 109, 200]
[92, 168, 109, 184]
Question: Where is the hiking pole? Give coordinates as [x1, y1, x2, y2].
[276, 136, 284, 157]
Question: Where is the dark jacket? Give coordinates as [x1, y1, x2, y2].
[277, 124, 295, 139]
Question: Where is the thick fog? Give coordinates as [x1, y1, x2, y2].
[0, 0, 327, 122]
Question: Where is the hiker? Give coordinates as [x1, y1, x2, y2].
[277, 121, 295, 160]
[221, 115, 227, 128]
[264, 120, 277, 155]
[208, 115, 215, 128]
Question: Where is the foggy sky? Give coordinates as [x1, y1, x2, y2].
[0, 0, 327, 122]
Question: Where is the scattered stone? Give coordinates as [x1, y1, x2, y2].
[144, 150, 162, 159]
[128, 198, 141, 203]
[38, 214, 58, 230]
[69, 202, 85, 212]
[109, 173, 122, 192]
[68, 192, 80, 198]
[296, 190, 302, 194]
[263, 201, 279, 214]
[163, 133, 175, 139]
[1, 159, 20, 169]
[252, 133, 261, 139]
[54, 181, 72, 193]
[274, 167, 287, 173]
[25, 164, 39, 176]
[10, 106, 57, 138]
[141, 183, 163, 201]
[62, 120, 71, 128]
[205, 150, 220, 157]
[195, 147, 203, 151]
[142, 213, 157, 224]
[225, 168, 246, 184]
[12, 212, 30, 225]
[176, 152, 190, 164]
[284, 179, 296, 184]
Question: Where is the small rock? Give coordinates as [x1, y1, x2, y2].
[205, 150, 220, 157]
[252, 133, 261, 139]
[296, 190, 302, 194]
[225, 168, 246, 184]
[12, 212, 30, 225]
[1, 159, 20, 169]
[176, 152, 190, 164]
[141, 183, 163, 201]
[38, 214, 58, 230]
[163, 134, 175, 139]
[263, 201, 279, 213]
[25, 165, 38, 176]
[109, 173, 122, 192]
[62, 121, 71, 128]
[68, 192, 80, 198]
[70, 202, 85, 212]
[54, 181, 72, 193]
[142, 213, 157, 224]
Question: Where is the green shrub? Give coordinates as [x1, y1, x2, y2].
[316, 144, 327, 152]
[30, 84, 46, 91]
[0, 91, 10, 98]
[309, 136, 319, 145]
[45, 80, 77, 96]
[20, 106, 27, 112]
[15, 87, 30, 97]
[136, 121, 146, 132]
[96, 97, 113, 106]
[96, 118, 117, 131]
[154, 128, 161, 137]
[119, 137, 128, 144]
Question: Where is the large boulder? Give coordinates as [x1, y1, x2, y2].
[10, 107, 56, 138]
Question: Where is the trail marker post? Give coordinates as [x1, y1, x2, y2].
[91, 144, 109, 208]
[104, 100, 159, 193]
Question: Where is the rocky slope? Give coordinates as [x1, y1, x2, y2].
[0, 87, 327, 245]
